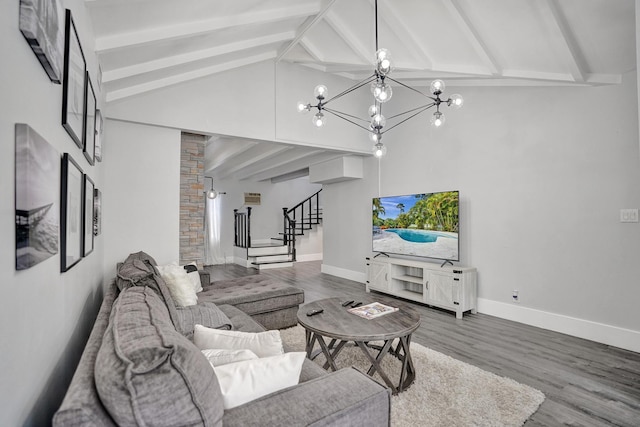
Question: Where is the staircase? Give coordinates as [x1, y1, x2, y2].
[234, 190, 322, 269]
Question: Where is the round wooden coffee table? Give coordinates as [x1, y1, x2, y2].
[297, 297, 420, 394]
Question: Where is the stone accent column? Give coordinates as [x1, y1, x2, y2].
[180, 132, 206, 267]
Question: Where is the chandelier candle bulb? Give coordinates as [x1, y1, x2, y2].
[312, 112, 325, 127]
[297, 101, 310, 113]
[449, 94, 464, 108]
[431, 112, 445, 128]
[372, 142, 387, 158]
[314, 85, 327, 100]
[371, 113, 386, 129]
[430, 79, 445, 95]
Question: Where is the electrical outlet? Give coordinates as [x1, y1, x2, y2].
[512, 290, 519, 303]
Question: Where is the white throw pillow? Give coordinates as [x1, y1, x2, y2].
[157, 264, 198, 307]
[213, 352, 306, 409]
[201, 349, 258, 367]
[193, 325, 284, 358]
[185, 262, 203, 293]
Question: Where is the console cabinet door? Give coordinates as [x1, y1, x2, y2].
[427, 271, 456, 309]
[367, 260, 389, 291]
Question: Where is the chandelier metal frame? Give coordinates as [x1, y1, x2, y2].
[297, 0, 463, 157]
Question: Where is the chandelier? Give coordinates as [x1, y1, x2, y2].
[296, 0, 463, 158]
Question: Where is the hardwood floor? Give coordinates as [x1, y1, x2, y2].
[204, 261, 640, 426]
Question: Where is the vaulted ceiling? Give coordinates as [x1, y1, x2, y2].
[87, 0, 636, 181]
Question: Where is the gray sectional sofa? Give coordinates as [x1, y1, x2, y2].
[53, 252, 391, 426]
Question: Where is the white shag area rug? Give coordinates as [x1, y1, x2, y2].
[280, 325, 545, 427]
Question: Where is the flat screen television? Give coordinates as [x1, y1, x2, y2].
[372, 191, 459, 261]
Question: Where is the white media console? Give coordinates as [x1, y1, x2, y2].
[365, 256, 477, 319]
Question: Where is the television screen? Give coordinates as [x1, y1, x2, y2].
[372, 191, 459, 261]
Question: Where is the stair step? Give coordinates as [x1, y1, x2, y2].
[251, 259, 293, 265]
[251, 253, 289, 258]
[250, 242, 286, 248]
[248, 245, 288, 257]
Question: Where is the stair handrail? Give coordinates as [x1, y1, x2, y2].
[281, 189, 322, 262]
[282, 208, 297, 262]
[234, 207, 251, 249]
[285, 189, 322, 228]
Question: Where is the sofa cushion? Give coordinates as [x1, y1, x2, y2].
[115, 251, 181, 329]
[184, 262, 204, 292]
[212, 352, 306, 409]
[217, 304, 265, 333]
[176, 301, 232, 340]
[95, 286, 223, 427]
[200, 275, 304, 316]
[193, 324, 284, 358]
[156, 263, 198, 306]
[201, 349, 259, 367]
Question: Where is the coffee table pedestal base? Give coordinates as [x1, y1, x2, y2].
[304, 330, 416, 395]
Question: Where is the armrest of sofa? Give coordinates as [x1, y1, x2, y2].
[222, 367, 390, 427]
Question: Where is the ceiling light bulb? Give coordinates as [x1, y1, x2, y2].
[373, 82, 392, 103]
[448, 94, 464, 108]
[375, 48, 389, 62]
[207, 189, 218, 199]
[312, 112, 326, 127]
[297, 101, 310, 113]
[314, 85, 328, 100]
[376, 48, 393, 76]
[368, 104, 378, 117]
[430, 79, 445, 95]
[372, 142, 387, 158]
[371, 113, 386, 130]
[431, 112, 445, 128]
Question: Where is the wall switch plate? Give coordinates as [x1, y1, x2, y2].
[620, 209, 639, 223]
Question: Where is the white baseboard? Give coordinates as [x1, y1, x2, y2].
[320, 265, 640, 354]
[296, 253, 323, 262]
[232, 256, 253, 268]
[321, 264, 366, 283]
[477, 298, 640, 353]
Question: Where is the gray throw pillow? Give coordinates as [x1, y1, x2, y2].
[176, 301, 233, 340]
[95, 286, 224, 427]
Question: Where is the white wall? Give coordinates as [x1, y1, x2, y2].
[0, 2, 103, 425]
[102, 120, 182, 278]
[322, 71, 640, 352]
[105, 61, 372, 154]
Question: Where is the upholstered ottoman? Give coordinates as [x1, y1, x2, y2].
[199, 275, 304, 330]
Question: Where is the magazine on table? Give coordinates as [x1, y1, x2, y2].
[348, 302, 398, 319]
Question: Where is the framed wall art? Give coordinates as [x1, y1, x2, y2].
[93, 188, 102, 236]
[83, 174, 95, 256]
[95, 109, 103, 162]
[19, 0, 64, 83]
[61, 9, 86, 149]
[61, 153, 83, 272]
[83, 73, 96, 165]
[15, 124, 59, 270]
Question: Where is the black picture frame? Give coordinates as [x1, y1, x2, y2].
[95, 109, 103, 162]
[15, 124, 60, 270]
[61, 153, 83, 272]
[83, 73, 96, 165]
[61, 9, 85, 149]
[83, 174, 95, 256]
[19, 0, 64, 83]
[93, 188, 102, 236]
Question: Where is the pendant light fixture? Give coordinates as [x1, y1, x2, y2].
[297, 0, 463, 158]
